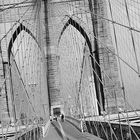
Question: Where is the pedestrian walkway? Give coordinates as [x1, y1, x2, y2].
[44, 119, 102, 140]
[43, 122, 63, 140]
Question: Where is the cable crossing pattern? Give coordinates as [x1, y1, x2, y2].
[0, 0, 140, 140]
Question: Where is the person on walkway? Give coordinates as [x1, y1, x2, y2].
[61, 114, 64, 122]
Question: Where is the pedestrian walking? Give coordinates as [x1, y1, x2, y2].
[61, 114, 64, 122]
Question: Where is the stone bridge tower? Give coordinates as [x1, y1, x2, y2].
[45, 0, 124, 115]
[0, 0, 124, 124]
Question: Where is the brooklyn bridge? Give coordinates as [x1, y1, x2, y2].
[0, 0, 140, 139]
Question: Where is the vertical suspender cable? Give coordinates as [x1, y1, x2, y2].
[107, 1, 127, 140]
[124, 0, 140, 76]
[107, 0, 127, 111]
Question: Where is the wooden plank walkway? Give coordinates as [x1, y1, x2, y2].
[44, 120, 102, 140]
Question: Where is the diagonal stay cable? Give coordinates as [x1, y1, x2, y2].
[90, 61, 140, 139]
[0, 0, 43, 138]
[11, 54, 37, 116]
[0, 3, 33, 42]
[65, 2, 140, 33]
[57, 13, 140, 76]
[0, 1, 39, 95]
[0, 0, 31, 12]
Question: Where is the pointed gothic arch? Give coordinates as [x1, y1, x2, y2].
[8, 23, 40, 62]
[58, 18, 105, 114]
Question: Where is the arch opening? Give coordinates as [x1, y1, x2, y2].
[7, 24, 48, 121]
[8, 23, 39, 61]
[58, 18, 105, 115]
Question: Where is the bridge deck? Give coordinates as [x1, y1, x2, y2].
[44, 120, 102, 140]
[86, 111, 140, 124]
